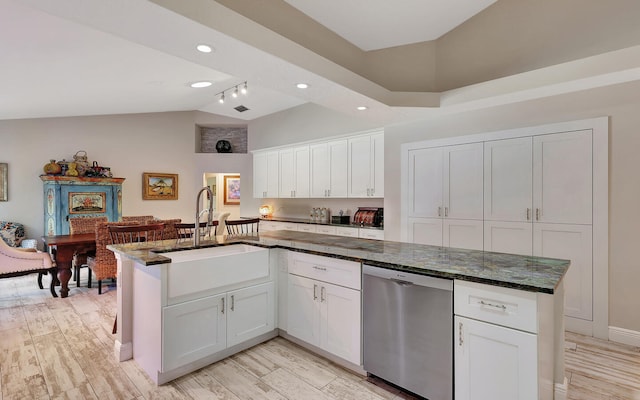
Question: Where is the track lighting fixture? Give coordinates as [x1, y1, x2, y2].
[215, 81, 248, 106]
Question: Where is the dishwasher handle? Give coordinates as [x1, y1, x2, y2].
[363, 265, 453, 291]
[390, 278, 414, 287]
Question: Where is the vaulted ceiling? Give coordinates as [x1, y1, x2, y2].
[2, 0, 640, 124]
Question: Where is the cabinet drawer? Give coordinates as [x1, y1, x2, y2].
[316, 225, 337, 235]
[289, 252, 361, 290]
[335, 226, 358, 237]
[454, 280, 537, 333]
[297, 224, 317, 233]
[359, 228, 384, 240]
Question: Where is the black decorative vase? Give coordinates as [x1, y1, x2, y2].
[216, 140, 232, 153]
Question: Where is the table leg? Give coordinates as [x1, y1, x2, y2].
[53, 247, 74, 298]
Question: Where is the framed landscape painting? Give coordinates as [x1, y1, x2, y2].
[224, 175, 240, 205]
[143, 172, 178, 200]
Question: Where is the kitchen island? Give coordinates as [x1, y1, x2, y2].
[109, 230, 570, 399]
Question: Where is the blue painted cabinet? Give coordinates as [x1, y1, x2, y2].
[41, 176, 125, 236]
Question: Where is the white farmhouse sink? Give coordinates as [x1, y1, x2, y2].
[163, 244, 269, 301]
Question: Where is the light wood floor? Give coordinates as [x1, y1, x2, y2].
[1, 274, 638, 400]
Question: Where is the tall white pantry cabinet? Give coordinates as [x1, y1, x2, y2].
[401, 117, 608, 338]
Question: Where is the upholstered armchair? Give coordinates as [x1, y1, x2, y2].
[0, 222, 57, 297]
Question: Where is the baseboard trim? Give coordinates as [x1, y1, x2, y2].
[554, 377, 568, 400]
[609, 326, 640, 347]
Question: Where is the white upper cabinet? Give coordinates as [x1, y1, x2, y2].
[484, 137, 533, 222]
[533, 130, 592, 224]
[310, 139, 348, 198]
[347, 132, 384, 198]
[444, 143, 484, 220]
[253, 150, 279, 198]
[408, 143, 483, 220]
[407, 147, 444, 218]
[279, 146, 310, 198]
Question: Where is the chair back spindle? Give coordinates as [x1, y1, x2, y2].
[225, 218, 260, 235]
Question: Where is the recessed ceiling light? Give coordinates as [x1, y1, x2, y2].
[296, 83, 309, 89]
[196, 44, 213, 53]
[190, 81, 212, 88]
[357, 106, 368, 111]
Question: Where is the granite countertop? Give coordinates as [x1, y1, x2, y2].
[108, 230, 569, 294]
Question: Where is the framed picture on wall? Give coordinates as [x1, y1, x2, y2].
[142, 172, 178, 200]
[224, 175, 240, 205]
[69, 192, 106, 214]
[0, 163, 7, 201]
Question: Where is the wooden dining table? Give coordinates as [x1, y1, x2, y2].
[42, 232, 95, 298]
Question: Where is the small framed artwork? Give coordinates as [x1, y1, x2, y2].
[69, 192, 106, 214]
[223, 175, 240, 205]
[143, 172, 178, 200]
[0, 163, 7, 201]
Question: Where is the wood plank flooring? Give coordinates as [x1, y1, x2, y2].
[0, 274, 638, 399]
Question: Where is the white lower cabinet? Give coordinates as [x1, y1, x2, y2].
[163, 293, 226, 372]
[454, 280, 560, 400]
[455, 315, 538, 400]
[162, 282, 274, 372]
[286, 252, 361, 365]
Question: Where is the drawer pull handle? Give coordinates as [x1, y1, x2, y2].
[313, 284, 318, 300]
[459, 322, 464, 346]
[231, 295, 235, 311]
[321, 286, 326, 302]
[312, 266, 327, 271]
[479, 300, 507, 311]
[221, 297, 225, 314]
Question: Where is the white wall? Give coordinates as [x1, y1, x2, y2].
[0, 110, 251, 243]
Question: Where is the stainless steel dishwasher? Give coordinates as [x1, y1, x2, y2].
[363, 265, 453, 400]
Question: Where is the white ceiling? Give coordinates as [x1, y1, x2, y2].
[0, 0, 496, 122]
[1, 0, 639, 124]
[284, 0, 497, 51]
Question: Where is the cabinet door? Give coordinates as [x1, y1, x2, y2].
[59, 185, 120, 234]
[328, 140, 348, 197]
[484, 221, 533, 256]
[287, 274, 320, 346]
[371, 132, 384, 197]
[534, 223, 593, 321]
[293, 146, 310, 198]
[444, 143, 484, 220]
[310, 143, 330, 198]
[319, 282, 361, 365]
[279, 146, 310, 198]
[347, 135, 372, 198]
[253, 151, 278, 198]
[407, 217, 443, 246]
[407, 147, 443, 218]
[484, 138, 533, 222]
[443, 219, 483, 251]
[279, 148, 295, 198]
[227, 282, 275, 347]
[455, 316, 538, 400]
[163, 294, 226, 371]
[533, 130, 592, 224]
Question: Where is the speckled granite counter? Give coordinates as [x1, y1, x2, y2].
[108, 230, 569, 294]
[255, 216, 384, 231]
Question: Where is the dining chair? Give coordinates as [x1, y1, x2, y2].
[108, 223, 165, 244]
[176, 221, 219, 240]
[225, 218, 260, 235]
[122, 215, 155, 223]
[69, 216, 107, 287]
[88, 221, 163, 295]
